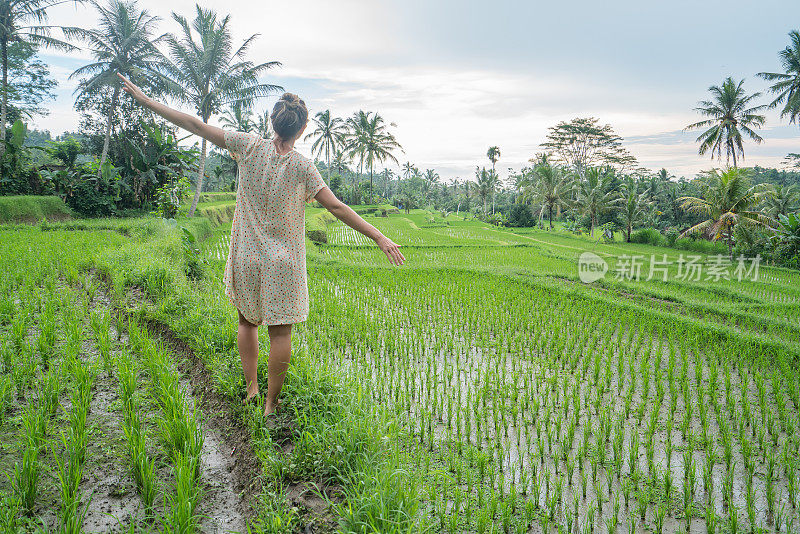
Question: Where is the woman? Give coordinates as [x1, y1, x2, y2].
[118, 73, 405, 417]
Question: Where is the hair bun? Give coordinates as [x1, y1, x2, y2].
[280, 93, 301, 105]
[270, 92, 308, 140]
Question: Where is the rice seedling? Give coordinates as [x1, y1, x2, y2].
[162, 452, 201, 534]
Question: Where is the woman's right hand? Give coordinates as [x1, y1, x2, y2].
[117, 72, 149, 105]
[376, 235, 405, 266]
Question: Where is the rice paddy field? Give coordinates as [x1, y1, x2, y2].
[1, 204, 799, 533]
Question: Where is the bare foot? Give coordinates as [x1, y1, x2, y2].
[242, 387, 260, 405]
[263, 399, 280, 417]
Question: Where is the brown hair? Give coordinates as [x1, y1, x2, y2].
[270, 93, 308, 140]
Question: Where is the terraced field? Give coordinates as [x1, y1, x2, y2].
[2, 206, 798, 533]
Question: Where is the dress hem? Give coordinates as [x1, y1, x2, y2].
[226, 291, 307, 326]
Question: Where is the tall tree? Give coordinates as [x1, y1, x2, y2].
[679, 167, 774, 257]
[540, 117, 628, 176]
[401, 161, 415, 180]
[758, 30, 800, 126]
[304, 109, 346, 184]
[473, 166, 493, 215]
[570, 166, 621, 236]
[68, 0, 165, 181]
[254, 108, 272, 139]
[161, 4, 282, 215]
[422, 168, 439, 205]
[684, 77, 766, 168]
[3, 41, 56, 122]
[219, 100, 255, 132]
[1, 0, 79, 154]
[345, 110, 400, 202]
[519, 160, 568, 229]
[487, 145, 500, 213]
[762, 183, 799, 217]
[619, 176, 651, 242]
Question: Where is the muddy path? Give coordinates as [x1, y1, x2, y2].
[139, 319, 258, 533]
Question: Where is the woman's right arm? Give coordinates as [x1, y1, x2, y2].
[314, 187, 405, 266]
[117, 73, 227, 149]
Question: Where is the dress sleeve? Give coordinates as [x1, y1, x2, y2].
[223, 129, 260, 162]
[304, 160, 327, 202]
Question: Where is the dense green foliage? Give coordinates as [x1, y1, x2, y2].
[0, 195, 71, 223]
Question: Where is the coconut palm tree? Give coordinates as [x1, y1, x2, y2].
[304, 109, 346, 184]
[401, 161, 415, 180]
[474, 166, 493, 215]
[0, 0, 80, 154]
[679, 167, 775, 257]
[344, 110, 401, 202]
[519, 160, 568, 229]
[570, 166, 621, 236]
[219, 100, 255, 132]
[684, 77, 767, 168]
[487, 145, 500, 213]
[254, 108, 272, 139]
[67, 0, 167, 181]
[381, 167, 394, 198]
[422, 168, 439, 205]
[619, 177, 652, 242]
[160, 4, 282, 216]
[758, 30, 800, 126]
[762, 183, 799, 217]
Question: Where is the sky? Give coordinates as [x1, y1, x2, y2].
[36, 0, 800, 182]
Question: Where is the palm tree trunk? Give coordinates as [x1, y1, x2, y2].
[189, 136, 208, 216]
[549, 204, 554, 229]
[727, 227, 733, 258]
[98, 85, 121, 186]
[1, 37, 9, 156]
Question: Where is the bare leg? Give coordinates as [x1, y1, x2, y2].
[238, 310, 259, 402]
[264, 323, 292, 416]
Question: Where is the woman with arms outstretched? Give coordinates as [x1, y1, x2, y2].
[118, 73, 405, 417]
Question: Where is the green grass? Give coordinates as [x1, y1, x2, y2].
[0, 195, 72, 223]
[1, 205, 799, 532]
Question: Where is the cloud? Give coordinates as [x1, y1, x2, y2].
[34, 0, 800, 181]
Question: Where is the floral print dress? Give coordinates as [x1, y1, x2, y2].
[222, 129, 327, 325]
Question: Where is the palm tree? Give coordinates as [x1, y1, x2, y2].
[758, 30, 800, 126]
[422, 168, 439, 205]
[1, 0, 80, 154]
[304, 109, 346, 184]
[519, 161, 568, 229]
[474, 166, 493, 215]
[254, 109, 272, 139]
[762, 183, 799, 217]
[679, 167, 774, 257]
[67, 0, 167, 180]
[401, 161, 415, 180]
[684, 77, 767, 167]
[570, 166, 621, 236]
[219, 100, 255, 132]
[161, 4, 282, 215]
[619, 177, 651, 242]
[344, 110, 401, 202]
[487, 145, 500, 213]
[381, 167, 394, 198]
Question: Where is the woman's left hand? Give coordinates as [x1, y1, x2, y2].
[376, 235, 405, 266]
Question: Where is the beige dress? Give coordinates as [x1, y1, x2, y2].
[222, 129, 327, 325]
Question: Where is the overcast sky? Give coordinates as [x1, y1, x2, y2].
[38, 0, 800, 181]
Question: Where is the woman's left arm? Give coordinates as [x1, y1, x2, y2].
[117, 73, 227, 149]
